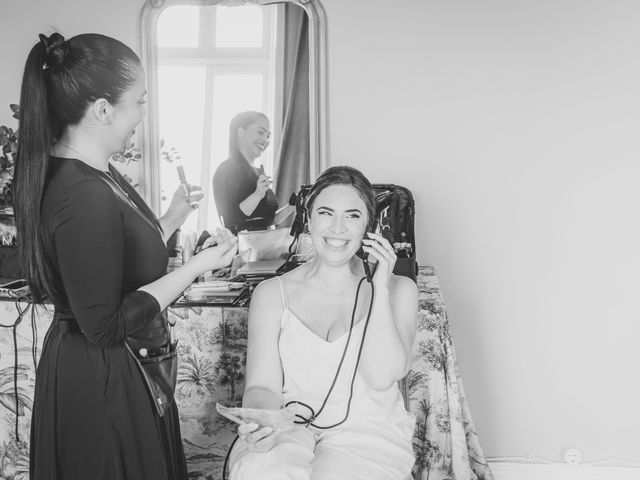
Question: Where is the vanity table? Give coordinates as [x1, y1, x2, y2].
[0, 267, 492, 480]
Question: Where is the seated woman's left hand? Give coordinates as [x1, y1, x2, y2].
[167, 183, 204, 219]
[237, 422, 278, 453]
[362, 232, 397, 288]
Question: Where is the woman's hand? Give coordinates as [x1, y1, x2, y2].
[188, 230, 237, 273]
[361, 232, 397, 289]
[200, 227, 235, 250]
[159, 184, 206, 243]
[237, 422, 278, 453]
[254, 174, 272, 198]
[167, 183, 204, 220]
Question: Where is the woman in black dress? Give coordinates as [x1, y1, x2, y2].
[14, 33, 237, 480]
[212, 111, 278, 233]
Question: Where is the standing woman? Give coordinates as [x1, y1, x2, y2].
[15, 33, 237, 479]
[212, 111, 278, 233]
[229, 166, 417, 479]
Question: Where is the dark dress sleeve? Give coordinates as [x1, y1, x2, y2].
[212, 159, 250, 228]
[50, 178, 160, 347]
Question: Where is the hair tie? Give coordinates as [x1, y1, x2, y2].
[38, 34, 50, 70]
[39, 33, 67, 70]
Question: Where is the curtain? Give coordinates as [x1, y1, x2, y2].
[274, 4, 310, 205]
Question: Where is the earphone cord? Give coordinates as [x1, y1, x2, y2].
[222, 275, 374, 479]
[285, 276, 374, 429]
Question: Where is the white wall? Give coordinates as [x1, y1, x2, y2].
[0, 0, 142, 107]
[1, 0, 638, 465]
[323, 0, 640, 463]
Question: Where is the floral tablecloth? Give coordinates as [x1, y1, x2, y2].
[410, 267, 493, 480]
[0, 266, 492, 480]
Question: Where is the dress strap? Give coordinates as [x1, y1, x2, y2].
[276, 276, 288, 310]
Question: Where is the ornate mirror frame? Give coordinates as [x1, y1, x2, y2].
[139, 0, 328, 213]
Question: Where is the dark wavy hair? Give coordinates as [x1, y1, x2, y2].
[228, 110, 268, 158]
[14, 32, 141, 302]
[306, 166, 376, 232]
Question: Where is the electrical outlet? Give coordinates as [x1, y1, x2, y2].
[563, 447, 583, 464]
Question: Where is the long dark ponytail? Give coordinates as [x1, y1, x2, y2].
[14, 33, 140, 303]
[15, 37, 56, 303]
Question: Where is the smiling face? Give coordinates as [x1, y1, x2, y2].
[237, 116, 271, 161]
[108, 66, 147, 153]
[308, 184, 370, 265]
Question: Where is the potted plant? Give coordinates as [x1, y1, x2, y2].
[0, 104, 19, 216]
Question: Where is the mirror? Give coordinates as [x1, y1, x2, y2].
[140, 0, 327, 231]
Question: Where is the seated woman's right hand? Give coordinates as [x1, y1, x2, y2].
[237, 422, 277, 453]
[254, 174, 272, 197]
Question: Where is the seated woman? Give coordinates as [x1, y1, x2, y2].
[212, 111, 278, 233]
[228, 166, 418, 480]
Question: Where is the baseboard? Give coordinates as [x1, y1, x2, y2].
[488, 458, 640, 480]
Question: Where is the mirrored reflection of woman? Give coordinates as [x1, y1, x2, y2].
[228, 166, 418, 480]
[212, 111, 279, 233]
[14, 33, 237, 480]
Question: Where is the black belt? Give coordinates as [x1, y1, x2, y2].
[54, 313, 81, 333]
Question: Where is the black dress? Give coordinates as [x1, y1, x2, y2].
[29, 157, 188, 480]
[212, 153, 278, 233]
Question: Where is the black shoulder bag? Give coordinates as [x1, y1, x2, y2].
[97, 169, 179, 417]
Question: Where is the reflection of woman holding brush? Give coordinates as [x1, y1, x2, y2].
[212, 111, 277, 233]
